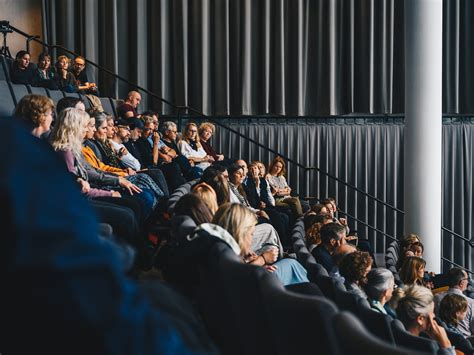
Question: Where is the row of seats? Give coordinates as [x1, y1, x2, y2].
[0, 55, 120, 118]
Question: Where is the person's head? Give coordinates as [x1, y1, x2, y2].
[327, 197, 337, 213]
[37, 52, 51, 70]
[142, 115, 155, 139]
[339, 251, 372, 286]
[142, 111, 159, 128]
[446, 267, 469, 291]
[125, 91, 141, 108]
[115, 119, 131, 143]
[105, 115, 116, 139]
[256, 161, 267, 177]
[161, 121, 178, 141]
[192, 182, 219, 214]
[200, 167, 230, 205]
[198, 122, 215, 142]
[268, 156, 286, 177]
[391, 284, 434, 335]
[15, 50, 30, 69]
[400, 234, 421, 252]
[173, 193, 214, 225]
[90, 112, 108, 141]
[56, 55, 70, 71]
[311, 203, 329, 216]
[73, 56, 86, 73]
[212, 203, 257, 256]
[56, 97, 85, 115]
[228, 163, 245, 186]
[84, 115, 97, 140]
[409, 242, 424, 257]
[235, 159, 248, 176]
[183, 122, 200, 143]
[332, 243, 357, 266]
[321, 198, 335, 218]
[247, 161, 261, 179]
[366, 268, 395, 305]
[14, 94, 55, 136]
[399, 256, 426, 286]
[128, 118, 144, 141]
[438, 293, 468, 327]
[319, 222, 346, 251]
[49, 108, 90, 157]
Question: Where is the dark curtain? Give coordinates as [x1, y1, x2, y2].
[41, 0, 474, 116]
[196, 117, 473, 271]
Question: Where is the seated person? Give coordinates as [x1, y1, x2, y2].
[177, 122, 213, 172]
[366, 268, 396, 316]
[32, 52, 58, 89]
[439, 294, 469, 337]
[117, 91, 142, 119]
[10, 50, 37, 85]
[391, 285, 454, 353]
[198, 122, 224, 161]
[330, 243, 356, 282]
[110, 118, 141, 171]
[13, 94, 54, 138]
[434, 267, 474, 338]
[54, 55, 78, 92]
[71, 56, 98, 94]
[396, 234, 422, 270]
[311, 222, 345, 272]
[399, 256, 428, 287]
[338, 250, 372, 298]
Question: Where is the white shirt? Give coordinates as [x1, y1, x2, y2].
[110, 140, 141, 171]
[177, 140, 210, 170]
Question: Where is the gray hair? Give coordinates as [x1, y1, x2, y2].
[90, 111, 108, 129]
[366, 268, 394, 301]
[391, 284, 433, 328]
[161, 121, 176, 134]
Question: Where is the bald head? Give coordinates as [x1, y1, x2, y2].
[126, 91, 142, 108]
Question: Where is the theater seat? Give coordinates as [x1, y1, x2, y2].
[28, 86, 49, 97]
[9, 83, 30, 105]
[99, 97, 115, 116]
[391, 319, 440, 353]
[0, 81, 15, 117]
[78, 94, 92, 110]
[333, 312, 425, 355]
[335, 288, 370, 316]
[46, 88, 65, 104]
[315, 274, 345, 302]
[0, 55, 10, 81]
[358, 306, 395, 344]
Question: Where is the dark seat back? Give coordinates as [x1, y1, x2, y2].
[335, 288, 370, 316]
[0, 81, 15, 117]
[99, 97, 114, 116]
[333, 312, 425, 355]
[46, 88, 65, 104]
[28, 85, 49, 97]
[9, 83, 30, 105]
[391, 319, 439, 354]
[315, 274, 345, 302]
[358, 306, 395, 344]
[167, 180, 196, 213]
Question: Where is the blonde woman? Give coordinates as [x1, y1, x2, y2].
[266, 156, 303, 218]
[54, 55, 78, 92]
[198, 122, 224, 161]
[177, 122, 213, 170]
[192, 182, 219, 214]
[210, 203, 309, 286]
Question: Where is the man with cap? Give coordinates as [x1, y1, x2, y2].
[110, 118, 141, 171]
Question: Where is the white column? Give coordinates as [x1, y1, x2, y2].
[404, 0, 443, 272]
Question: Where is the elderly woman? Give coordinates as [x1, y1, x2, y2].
[366, 268, 396, 315]
[177, 122, 213, 171]
[198, 122, 224, 161]
[266, 156, 303, 219]
[391, 285, 454, 352]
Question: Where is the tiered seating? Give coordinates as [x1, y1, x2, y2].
[0, 54, 119, 118]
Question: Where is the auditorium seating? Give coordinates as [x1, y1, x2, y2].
[0, 80, 15, 117]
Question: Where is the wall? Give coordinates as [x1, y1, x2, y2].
[0, 0, 43, 59]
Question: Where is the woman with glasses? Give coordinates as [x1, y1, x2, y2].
[177, 122, 214, 171]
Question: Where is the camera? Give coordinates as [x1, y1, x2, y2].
[0, 21, 13, 34]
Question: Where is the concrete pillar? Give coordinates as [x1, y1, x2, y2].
[404, 0, 443, 272]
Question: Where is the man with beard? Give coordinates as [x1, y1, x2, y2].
[110, 118, 141, 171]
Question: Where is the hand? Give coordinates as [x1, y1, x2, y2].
[244, 252, 259, 264]
[262, 247, 278, 264]
[256, 210, 269, 220]
[188, 159, 195, 167]
[207, 155, 215, 162]
[161, 154, 172, 163]
[263, 265, 278, 272]
[126, 167, 136, 176]
[425, 314, 452, 349]
[258, 201, 266, 209]
[118, 147, 128, 157]
[118, 177, 142, 195]
[339, 218, 347, 226]
[77, 179, 90, 194]
[111, 191, 121, 198]
[217, 154, 224, 161]
[152, 131, 160, 143]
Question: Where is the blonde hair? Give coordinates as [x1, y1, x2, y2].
[399, 256, 426, 286]
[268, 156, 287, 177]
[50, 108, 90, 159]
[192, 182, 219, 214]
[390, 285, 433, 328]
[14, 94, 54, 128]
[183, 122, 201, 148]
[198, 122, 215, 135]
[212, 203, 257, 255]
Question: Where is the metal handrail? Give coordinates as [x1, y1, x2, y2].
[5, 21, 472, 250]
[441, 257, 474, 275]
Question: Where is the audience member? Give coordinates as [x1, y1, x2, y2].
[117, 91, 142, 119]
[110, 119, 141, 171]
[10, 50, 36, 85]
[56, 96, 86, 114]
[54, 55, 78, 92]
[438, 294, 469, 337]
[192, 182, 219, 214]
[174, 193, 214, 226]
[267, 156, 303, 218]
[399, 256, 426, 287]
[71, 56, 98, 94]
[434, 267, 474, 337]
[33, 52, 58, 89]
[391, 285, 453, 352]
[366, 268, 396, 316]
[13, 94, 54, 138]
[338, 250, 372, 298]
[177, 122, 213, 172]
[330, 243, 357, 283]
[198, 122, 224, 162]
[311, 222, 345, 272]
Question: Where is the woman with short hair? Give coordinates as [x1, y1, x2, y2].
[14, 94, 54, 138]
[366, 268, 395, 315]
[339, 251, 373, 298]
